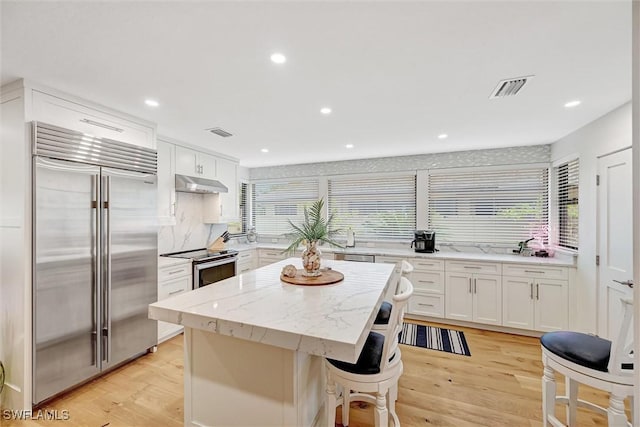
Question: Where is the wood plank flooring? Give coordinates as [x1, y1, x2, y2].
[5, 320, 625, 427]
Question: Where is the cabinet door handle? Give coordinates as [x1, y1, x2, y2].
[530, 283, 534, 300]
[524, 270, 544, 274]
[418, 303, 435, 307]
[168, 269, 184, 275]
[168, 289, 184, 296]
[464, 266, 482, 269]
[79, 118, 124, 132]
[536, 283, 540, 300]
[418, 280, 435, 284]
[468, 278, 472, 293]
[473, 278, 477, 294]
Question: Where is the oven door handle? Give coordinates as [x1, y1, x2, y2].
[194, 257, 237, 271]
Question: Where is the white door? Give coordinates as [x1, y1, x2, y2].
[597, 148, 633, 339]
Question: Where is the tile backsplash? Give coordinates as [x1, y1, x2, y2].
[158, 192, 227, 254]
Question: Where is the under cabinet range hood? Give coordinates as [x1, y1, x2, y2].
[175, 174, 229, 194]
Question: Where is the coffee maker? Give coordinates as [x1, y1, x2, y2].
[411, 230, 436, 253]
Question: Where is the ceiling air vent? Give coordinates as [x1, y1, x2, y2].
[206, 127, 233, 138]
[489, 75, 534, 99]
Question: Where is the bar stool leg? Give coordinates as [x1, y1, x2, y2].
[326, 375, 337, 427]
[341, 388, 350, 426]
[566, 377, 578, 427]
[374, 392, 388, 427]
[542, 364, 556, 427]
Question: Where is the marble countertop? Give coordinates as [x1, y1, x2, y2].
[158, 256, 192, 269]
[227, 243, 575, 267]
[148, 258, 395, 363]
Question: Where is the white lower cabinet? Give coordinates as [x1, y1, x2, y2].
[503, 276, 569, 332]
[258, 249, 287, 267]
[407, 258, 445, 318]
[237, 249, 257, 274]
[158, 261, 191, 342]
[445, 271, 502, 326]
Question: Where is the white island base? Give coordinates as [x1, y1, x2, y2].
[184, 327, 325, 427]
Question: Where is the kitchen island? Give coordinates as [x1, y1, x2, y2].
[148, 258, 395, 427]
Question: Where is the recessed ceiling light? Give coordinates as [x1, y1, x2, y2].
[144, 99, 159, 107]
[345, 144, 354, 149]
[437, 133, 448, 139]
[320, 107, 332, 115]
[564, 100, 581, 108]
[270, 53, 286, 64]
[261, 148, 269, 153]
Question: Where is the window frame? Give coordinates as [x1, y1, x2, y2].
[424, 163, 550, 246]
[553, 156, 579, 251]
[326, 171, 417, 242]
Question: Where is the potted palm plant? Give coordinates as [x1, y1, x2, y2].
[283, 198, 343, 276]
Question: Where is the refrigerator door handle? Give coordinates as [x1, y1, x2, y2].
[102, 175, 112, 364]
[92, 173, 100, 367]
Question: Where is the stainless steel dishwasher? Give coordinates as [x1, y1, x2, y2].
[334, 253, 375, 262]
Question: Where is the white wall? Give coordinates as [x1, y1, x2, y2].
[158, 192, 227, 254]
[551, 102, 632, 334]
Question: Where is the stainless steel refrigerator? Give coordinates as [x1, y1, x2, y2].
[32, 122, 158, 404]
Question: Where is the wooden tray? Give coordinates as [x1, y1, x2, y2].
[280, 268, 344, 286]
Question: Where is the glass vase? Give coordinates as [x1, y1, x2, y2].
[301, 241, 322, 277]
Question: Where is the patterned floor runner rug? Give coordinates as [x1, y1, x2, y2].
[399, 322, 471, 356]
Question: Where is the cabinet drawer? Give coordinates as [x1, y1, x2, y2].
[237, 263, 255, 274]
[238, 250, 256, 261]
[158, 275, 191, 300]
[410, 258, 444, 272]
[375, 255, 404, 265]
[410, 271, 445, 293]
[445, 260, 502, 275]
[502, 264, 568, 280]
[32, 91, 155, 149]
[159, 264, 191, 281]
[258, 249, 286, 259]
[409, 293, 444, 317]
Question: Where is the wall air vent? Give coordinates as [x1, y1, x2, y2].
[489, 75, 534, 99]
[206, 127, 233, 137]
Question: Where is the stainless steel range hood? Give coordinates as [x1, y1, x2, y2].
[175, 174, 228, 194]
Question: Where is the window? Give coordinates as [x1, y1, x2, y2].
[328, 174, 416, 241]
[251, 179, 319, 236]
[427, 166, 549, 245]
[238, 182, 249, 234]
[555, 159, 579, 250]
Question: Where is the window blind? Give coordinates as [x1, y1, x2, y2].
[251, 179, 319, 236]
[239, 182, 249, 234]
[328, 174, 416, 241]
[556, 159, 579, 250]
[427, 167, 549, 244]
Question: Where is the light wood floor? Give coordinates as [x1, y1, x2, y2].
[6, 320, 626, 427]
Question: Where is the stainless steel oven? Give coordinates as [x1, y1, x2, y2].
[193, 255, 237, 289]
[161, 248, 239, 289]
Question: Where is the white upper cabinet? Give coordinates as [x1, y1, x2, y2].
[175, 145, 217, 180]
[156, 139, 176, 225]
[32, 90, 155, 149]
[203, 158, 239, 223]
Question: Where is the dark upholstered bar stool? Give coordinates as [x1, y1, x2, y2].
[373, 260, 413, 332]
[325, 277, 414, 427]
[540, 297, 634, 427]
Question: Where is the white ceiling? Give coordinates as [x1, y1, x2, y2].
[1, 1, 632, 167]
